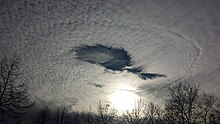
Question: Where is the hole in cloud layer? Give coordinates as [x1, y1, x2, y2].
[74, 44, 132, 71]
[74, 44, 166, 80]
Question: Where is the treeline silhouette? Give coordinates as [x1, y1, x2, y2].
[29, 84, 220, 124]
[1, 55, 220, 124]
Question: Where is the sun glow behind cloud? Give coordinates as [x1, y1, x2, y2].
[109, 84, 139, 113]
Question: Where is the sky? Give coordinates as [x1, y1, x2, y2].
[0, 0, 220, 113]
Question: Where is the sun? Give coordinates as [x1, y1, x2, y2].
[109, 85, 139, 113]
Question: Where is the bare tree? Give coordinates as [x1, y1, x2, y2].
[96, 100, 117, 124]
[54, 106, 74, 124]
[70, 111, 81, 124]
[145, 102, 164, 124]
[81, 107, 94, 124]
[123, 99, 146, 124]
[165, 83, 200, 124]
[208, 102, 220, 123]
[0, 55, 33, 122]
[32, 106, 51, 124]
[197, 94, 217, 124]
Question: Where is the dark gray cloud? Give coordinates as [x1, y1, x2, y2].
[138, 73, 166, 80]
[74, 44, 132, 71]
[74, 44, 166, 80]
